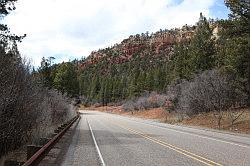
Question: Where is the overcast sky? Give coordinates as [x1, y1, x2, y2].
[2, 0, 229, 66]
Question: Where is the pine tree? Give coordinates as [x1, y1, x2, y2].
[224, 0, 250, 104]
[53, 62, 79, 97]
[172, 43, 192, 79]
[189, 13, 216, 73]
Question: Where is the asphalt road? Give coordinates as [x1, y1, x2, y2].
[47, 110, 250, 166]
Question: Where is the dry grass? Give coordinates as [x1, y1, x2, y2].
[83, 105, 250, 135]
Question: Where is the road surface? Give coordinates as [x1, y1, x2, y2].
[41, 110, 250, 166]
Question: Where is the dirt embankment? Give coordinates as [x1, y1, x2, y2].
[81, 105, 250, 135]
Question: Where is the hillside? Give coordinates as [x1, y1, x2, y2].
[35, 2, 249, 133]
[79, 25, 196, 71]
[74, 15, 222, 104]
[37, 12, 249, 115]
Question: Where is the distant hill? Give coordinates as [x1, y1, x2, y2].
[72, 18, 221, 104]
[78, 25, 197, 73]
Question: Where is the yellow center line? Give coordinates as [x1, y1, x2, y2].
[112, 121, 223, 166]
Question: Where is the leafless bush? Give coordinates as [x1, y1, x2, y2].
[0, 46, 76, 157]
[122, 92, 167, 112]
[165, 80, 189, 114]
[122, 100, 135, 113]
[30, 87, 76, 143]
[134, 96, 149, 110]
[146, 92, 167, 108]
[177, 70, 247, 128]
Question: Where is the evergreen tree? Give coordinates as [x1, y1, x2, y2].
[189, 13, 216, 73]
[172, 43, 192, 79]
[38, 57, 55, 88]
[223, 0, 250, 104]
[53, 62, 79, 97]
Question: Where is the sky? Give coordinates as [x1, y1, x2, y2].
[2, 0, 230, 66]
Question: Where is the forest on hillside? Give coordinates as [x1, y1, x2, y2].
[41, 0, 249, 119]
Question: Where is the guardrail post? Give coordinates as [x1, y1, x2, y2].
[58, 126, 64, 131]
[52, 133, 57, 137]
[23, 115, 79, 166]
[61, 124, 67, 127]
[39, 138, 50, 146]
[54, 129, 60, 133]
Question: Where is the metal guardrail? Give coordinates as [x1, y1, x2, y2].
[22, 115, 80, 166]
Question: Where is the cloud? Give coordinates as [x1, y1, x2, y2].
[2, 0, 226, 66]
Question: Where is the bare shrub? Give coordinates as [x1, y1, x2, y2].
[30, 87, 76, 143]
[147, 92, 167, 108]
[166, 80, 183, 102]
[135, 96, 149, 110]
[177, 70, 247, 128]
[0, 46, 76, 157]
[122, 92, 167, 113]
[164, 80, 189, 118]
[122, 100, 135, 113]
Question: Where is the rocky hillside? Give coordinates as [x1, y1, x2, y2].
[79, 25, 198, 71]
[70, 16, 223, 103]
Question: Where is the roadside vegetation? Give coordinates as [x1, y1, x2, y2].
[0, 0, 76, 160]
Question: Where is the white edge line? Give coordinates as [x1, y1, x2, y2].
[87, 118, 106, 166]
[149, 122, 250, 149]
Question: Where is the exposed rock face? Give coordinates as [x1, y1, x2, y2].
[79, 26, 197, 70]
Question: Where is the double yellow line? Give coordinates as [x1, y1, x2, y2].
[115, 122, 222, 166]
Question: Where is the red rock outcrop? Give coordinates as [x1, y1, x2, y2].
[79, 26, 196, 70]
